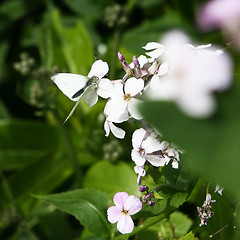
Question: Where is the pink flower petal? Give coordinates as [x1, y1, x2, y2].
[107, 206, 122, 223]
[117, 214, 134, 234]
[113, 192, 129, 209]
[124, 195, 142, 215]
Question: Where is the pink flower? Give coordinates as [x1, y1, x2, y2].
[107, 192, 142, 234]
[197, 0, 240, 48]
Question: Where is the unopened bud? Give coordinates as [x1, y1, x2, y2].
[148, 200, 155, 207]
[133, 56, 142, 78]
[142, 192, 153, 202]
[139, 185, 149, 192]
[118, 52, 132, 77]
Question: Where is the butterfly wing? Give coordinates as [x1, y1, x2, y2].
[51, 73, 89, 101]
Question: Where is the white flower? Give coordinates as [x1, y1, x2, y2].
[146, 31, 232, 118]
[104, 78, 144, 123]
[131, 128, 180, 168]
[214, 184, 224, 195]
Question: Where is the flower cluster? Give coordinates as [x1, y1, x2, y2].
[52, 30, 232, 234]
[132, 128, 180, 185]
[197, 193, 216, 227]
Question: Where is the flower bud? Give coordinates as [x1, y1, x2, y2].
[142, 192, 153, 203]
[148, 200, 155, 207]
[139, 185, 149, 192]
[118, 52, 132, 76]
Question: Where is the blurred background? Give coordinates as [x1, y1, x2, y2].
[0, 0, 239, 239]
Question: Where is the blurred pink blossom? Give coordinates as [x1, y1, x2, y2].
[197, 0, 240, 48]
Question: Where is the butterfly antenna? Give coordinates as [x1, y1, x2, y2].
[63, 97, 82, 124]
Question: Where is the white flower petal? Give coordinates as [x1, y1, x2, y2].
[97, 78, 113, 99]
[132, 128, 146, 150]
[125, 77, 144, 97]
[158, 62, 169, 76]
[131, 149, 146, 166]
[178, 92, 216, 118]
[143, 42, 164, 50]
[171, 160, 179, 169]
[88, 60, 109, 79]
[104, 120, 110, 137]
[145, 48, 165, 59]
[108, 121, 126, 139]
[146, 155, 166, 167]
[127, 98, 143, 120]
[105, 99, 129, 123]
[142, 136, 162, 154]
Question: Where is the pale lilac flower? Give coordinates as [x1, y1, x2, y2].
[197, 193, 216, 227]
[146, 31, 232, 118]
[104, 78, 144, 123]
[107, 192, 142, 234]
[197, 0, 240, 48]
[131, 128, 180, 168]
[214, 184, 224, 195]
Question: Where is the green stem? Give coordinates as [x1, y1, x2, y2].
[109, 28, 121, 80]
[52, 109, 82, 187]
[115, 209, 173, 240]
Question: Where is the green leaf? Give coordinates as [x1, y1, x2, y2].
[0, 0, 43, 32]
[121, 11, 184, 54]
[83, 160, 139, 197]
[0, 152, 72, 215]
[51, 9, 94, 74]
[169, 211, 193, 237]
[34, 189, 111, 237]
[0, 99, 11, 119]
[63, 0, 108, 22]
[38, 15, 53, 70]
[140, 85, 240, 200]
[137, 211, 192, 239]
[0, 120, 61, 170]
[179, 231, 199, 240]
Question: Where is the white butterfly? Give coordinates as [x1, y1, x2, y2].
[51, 60, 112, 123]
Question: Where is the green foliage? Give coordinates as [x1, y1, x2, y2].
[0, 0, 239, 239]
[179, 231, 199, 240]
[34, 189, 111, 237]
[83, 160, 139, 198]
